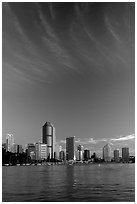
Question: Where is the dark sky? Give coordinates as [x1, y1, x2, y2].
[2, 2, 135, 155]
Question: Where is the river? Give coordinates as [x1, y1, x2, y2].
[2, 163, 135, 202]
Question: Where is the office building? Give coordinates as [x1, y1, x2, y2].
[77, 145, 82, 151]
[27, 143, 35, 157]
[40, 144, 47, 160]
[103, 144, 111, 162]
[76, 145, 83, 161]
[17, 144, 23, 154]
[59, 150, 65, 161]
[55, 143, 61, 159]
[91, 152, 97, 162]
[6, 134, 15, 152]
[114, 150, 120, 162]
[35, 142, 47, 161]
[42, 122, 56, 159]
[76, 150, 83, 161]
[83, 149, 90, 161]
[66, 136, 75, 161]
[30, 151, 35, 161]
[122, 147, 129, 163]
[12, 143, 18, 153]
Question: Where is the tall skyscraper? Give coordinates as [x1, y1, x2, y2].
[122, 147, 129, 163]
[103, 144, 111, 162]
[42, 122, 56, 159]
[114, 150, 120, 162]
[6, 134, 15, 152]
[66, 136, 75, 161]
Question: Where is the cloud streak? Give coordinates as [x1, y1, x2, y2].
[110, 134, 135, 141]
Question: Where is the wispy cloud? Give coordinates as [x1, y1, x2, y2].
[35, 3, 80, 74]
[58, 134, 135, 147]
[110, 134, 135, 141]
[105, 15, 120, 42]
[5, 3, 36, 55]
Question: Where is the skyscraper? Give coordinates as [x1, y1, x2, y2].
[59, 150, 65, 161]
[103, 144, 111, 162]
[6, 134, 15, 152]
[83, 149, 90, 161]
[114, 150, 120, 162]
[122, 147, 129, 163]
[76, 145, 83, 161]
[66, 136, 75, 161]
[42, 122, 56, 159]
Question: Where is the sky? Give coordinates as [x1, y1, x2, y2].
[2, 2, 135, 156]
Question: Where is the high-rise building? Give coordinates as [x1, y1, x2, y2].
[77, 145, 82, 151]
[55, 143, 60, 159]
[91, 152, 97, 162]
[35, 142, 41, 161]
[114, 150, 120, 162]
[17, 144, 23, 154]
[122, 147, 129, 163]
[66, 136, 75, 161]
[42, 122, 56, 159]
[76, 150, 83, 161]
[27, 143, 35, 157]
[103, 144, 111, 162]
[59, 150, 65, 161]
[83, 149, 90, 161]
[12, 143, 18, 153]
[6, 134, 15, 152]
[76, 145, 83, 161]
[35, 142, 47, 161]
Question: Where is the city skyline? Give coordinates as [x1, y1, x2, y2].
[2, 128, 134, 158]
[3, 3, 135, 155]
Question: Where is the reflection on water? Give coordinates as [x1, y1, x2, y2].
[2, 163, 135, 202]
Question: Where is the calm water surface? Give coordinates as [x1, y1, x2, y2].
[2, 163, 135, 202]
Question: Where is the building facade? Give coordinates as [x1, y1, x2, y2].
[114, 149, 120, 162]
[66, 136, 75, 161]
[83, 149, 90, 161]
[59, 150, 65, 161]
[76, 150, 83, 161]
[122, 147, 129, 163]
[103, 144, 111, 162]
[42, 122, 56, 159]
[35, 142, 47, 161]
[6, 134, 15, 152]
[27, 143, 35, 158]
[76, 145, 83, 161]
